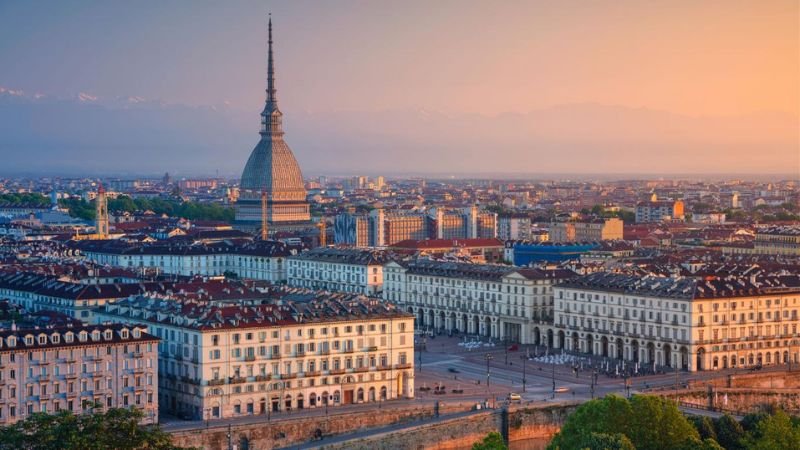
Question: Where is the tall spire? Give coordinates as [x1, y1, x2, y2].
[267, 14, 276, 104]
[260, 13, 283, 137]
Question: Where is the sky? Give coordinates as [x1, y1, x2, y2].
[0, 0, 797, 177]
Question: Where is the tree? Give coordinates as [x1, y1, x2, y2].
[689, 416, 718, 442]
[472, 431, 507, 450]
[548, 395, 700, 450]
[0, 407, 189, 450]
[627, 395, 700, 450]
[575, 432, 635, 450]
[712, 414, 745, 450]
[548, 395, 633, 450]
[742, 409, 800, 450]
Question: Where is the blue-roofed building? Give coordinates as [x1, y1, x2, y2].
[512, 241, 600, 265]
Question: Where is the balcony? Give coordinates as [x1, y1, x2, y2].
[295, 351, 305, 357]
[181, 376, 200, 385]
[394, 363, 413, 370]
[65, 373, 78, 379]
[343, 348, 354, 354]
[303, 370, 320, 377]
[39, 394, 51, 401]
[244, 355, 256, 362]
[254, 374, 271, 382]
[318, 349, 330, 356]
[367, 346, 378, 352]
[38, 375, 51, 382]
[207, 378, 226, 386]
[329, 368, 346, 375]
[281, 373, 297, 380]
[229, 376, 246, 385]
[354, 366, 369, 373]
[132, 352, 144, 359]
[268, 353, 281, 360]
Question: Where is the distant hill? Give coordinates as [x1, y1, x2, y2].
[1, 87, 796, 176]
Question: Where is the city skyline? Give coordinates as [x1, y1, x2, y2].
[0, 0, 797, 176]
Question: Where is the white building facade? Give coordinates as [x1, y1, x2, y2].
[383, 259, 576, 344]
[94, 293, 414, 420]
[553, 272, 800, 372]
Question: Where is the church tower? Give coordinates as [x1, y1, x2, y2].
[95, 184, 109, 238]
[236, 16, 310, 230]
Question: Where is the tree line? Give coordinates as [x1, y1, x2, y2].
[59, 195, 234, 222]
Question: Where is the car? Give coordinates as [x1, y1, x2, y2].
[507, 393, 522, 402]
[448, 367, 460, 373]
[554, 387, 570, 393]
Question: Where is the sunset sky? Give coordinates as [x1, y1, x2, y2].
[0, 0, 797, 176]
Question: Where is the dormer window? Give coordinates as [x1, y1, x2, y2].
[132, 329, 141, 338]
[91, 331, 101, 341]
[38, 335, 47, 345]
[104, 330, 113, 340]
[64, 333, 73, 343]
[25, 335, 34, 346]
[120, 329, 129, 339]
[7, 336, 16, 347]
[78, 332, 87, 342]
[51, 334, 60, 344]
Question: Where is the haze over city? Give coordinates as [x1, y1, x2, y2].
[1, 0, 797, 176]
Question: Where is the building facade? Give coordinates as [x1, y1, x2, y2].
[383, 259, 576, 343]
[552, 272, 800, 372]
[498, 215, 532, 241]
[635, 200, 685, 223]
[0, 323, 158, 425]
[95, 293, 414, 420]
[753, 226, 800, 256]
[77, 240, 297, 282]
[334, 207, 498, 248]
[549, 218, 623, 243]
[287, 247, 390, 295]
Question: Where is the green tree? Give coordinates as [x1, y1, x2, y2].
[712, 414, 745, 450]
[576, 432, 635, 450]
[690, 416, 718, 442]
[0, 407, 188, 450]
[742, 409, 800, 450]
[548, 395, 700, 450]
[627, 395, 700, 450]
[472, 431, 507, 450]
[548, 395, 633, 450]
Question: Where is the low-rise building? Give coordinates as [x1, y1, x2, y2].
[94, 291, 414, 420]
[287, 247, 390, 295]
[0, 323, 158, 425]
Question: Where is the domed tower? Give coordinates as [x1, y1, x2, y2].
[236, 16, 310, 230]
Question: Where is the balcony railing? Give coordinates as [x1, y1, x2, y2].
[254, 374, 271, 382]
[244, 355, 256, 362]
[229, 376, 246, 384]
[329, 368, 346, 375]
[394, 363, 412, 369]
[207, 378, 226, 386]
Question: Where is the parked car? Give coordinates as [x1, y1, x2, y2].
[554, 387, 570, 393]
[507, 393, 522, 402]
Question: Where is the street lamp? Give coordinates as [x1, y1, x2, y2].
[520, 354, 527, 393]
[485, 353, 493, 404]
[504, 335, 509, 366]
[551, 360, 556, 399]
[590, 368, 598, 399]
